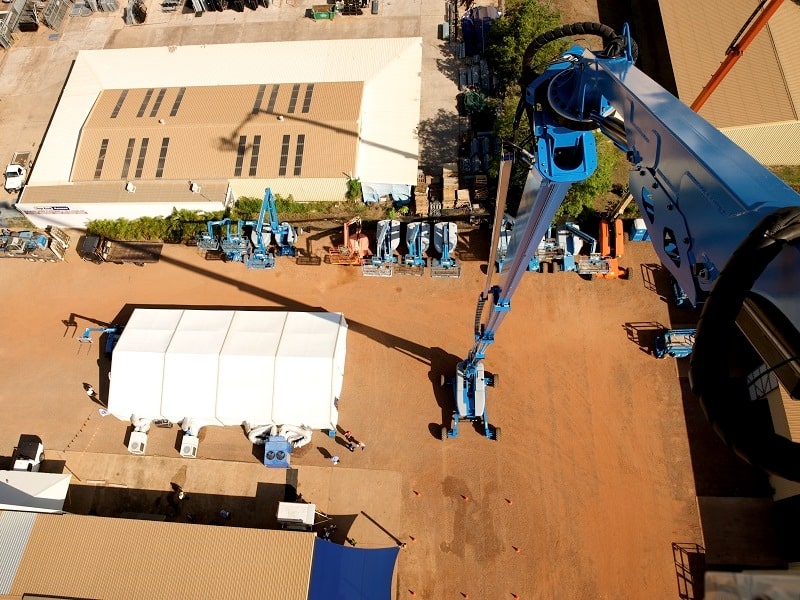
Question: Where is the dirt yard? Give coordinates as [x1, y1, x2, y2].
[0, 227, 703, 598]
[0, 0, 707, 597]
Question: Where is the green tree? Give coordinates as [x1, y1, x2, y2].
[486, 0, 563, 95]
[556, 134, 619, 219]
[233, 196, 263, 220]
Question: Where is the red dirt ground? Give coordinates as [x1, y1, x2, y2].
[0, 227, 703, 599]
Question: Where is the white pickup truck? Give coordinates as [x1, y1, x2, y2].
[4, 151, 29, 193]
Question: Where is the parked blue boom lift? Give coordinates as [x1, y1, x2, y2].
[370, 219, 400, 267]
[220, 220, 249, 263]
[261, 187, 297, 258]
[195, 219, 228, 251]
[245, 189, 278, 270]
[654, 328, 696, 359]
[430, 222, 461, 278]
[444, 21, 800, 480]
[404, 222, 431, 267]
[78, 326, 122, 358]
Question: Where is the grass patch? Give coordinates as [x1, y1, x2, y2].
[770, 166, 800, 192]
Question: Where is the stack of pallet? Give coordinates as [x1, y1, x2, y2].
[414, 169, 429, 217]
[442, 163, 459, 208]
[473, 174, 488, 209]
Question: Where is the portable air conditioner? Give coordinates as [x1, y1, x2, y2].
[180, 433, 199, 458]
[128, 430, 148, 455]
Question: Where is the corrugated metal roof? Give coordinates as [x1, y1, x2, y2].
[21, 180, 230, 206]
[28, 39, 422, 193]
[771, 383, 800, 443]
[658, 0, 799, 128]
[722, 120, 800, 165]
[72, 83, 362, 182]
[0, 512, 37, 595]
[10, 513, 315, 600]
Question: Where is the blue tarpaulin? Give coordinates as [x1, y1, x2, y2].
[307, 538, 399, 600]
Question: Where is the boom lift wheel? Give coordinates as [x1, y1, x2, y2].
[440, 425, 449, 441]
[489, 373, 499, 388]
[493, 427, 501, 442]
[552, 261, 560, 272]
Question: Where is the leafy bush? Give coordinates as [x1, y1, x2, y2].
[486, 0, 563, 95]
[345, 177, 362, 201]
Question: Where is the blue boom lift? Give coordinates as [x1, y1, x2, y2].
[195, 219, 228, 251]
[221, 220, 250, 263]
[261, 188, 297, 258]
[370, 219, 400, 267]
[245, 190, 277, 270]
[404, 222, 430, 267]
[444, 21, 800, 477]
[431, 222, 461, 278]
[78, 326, 122, 358]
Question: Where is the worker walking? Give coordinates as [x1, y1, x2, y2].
[85, 384, 96, 399]
[330, 455, 340, 466]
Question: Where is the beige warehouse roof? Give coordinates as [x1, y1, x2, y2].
[28, 38, 422, 191]
[74, 82, 362, 182]
[7, 512, 315, 599]
[658, 0, 800, 128]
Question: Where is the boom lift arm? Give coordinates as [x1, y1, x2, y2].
[452, 23, 800, 481]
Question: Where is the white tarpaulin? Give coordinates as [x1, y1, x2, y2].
[108, 309, 347, 431]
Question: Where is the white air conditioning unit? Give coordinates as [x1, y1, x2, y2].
[180, 433, 199, 458]
[128, 430, 148, 455]
[125, 181, 136, 193]
[189, 182, 201, 193]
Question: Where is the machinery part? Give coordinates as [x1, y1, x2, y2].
[691, 206, 800, 481]
[440, 425, 448, 441]
[404, 221, 430, 268]
[246, 422, 278, 445]
[654, 329, 696, 359]
[278, 424, 313, 449]
[452, 20, 800, 476]
[431, 222, 462, 278]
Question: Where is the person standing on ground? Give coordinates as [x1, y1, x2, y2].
[330, 455, 340, 466]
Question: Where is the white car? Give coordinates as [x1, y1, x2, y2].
[12, 434, 44, 472]
[4, 163, 27, 192]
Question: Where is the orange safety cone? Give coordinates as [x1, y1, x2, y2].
[461, 494, 469, 502]
[413, 490, 422, 497]
[505, 498, 513, 505]
[409, 536, 417, 542]
[512, 594, 520, 599]
[408, 590, 416, 597]
[512, 546, 522, 554]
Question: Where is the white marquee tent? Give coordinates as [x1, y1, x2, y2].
[108, 309, 347, 432]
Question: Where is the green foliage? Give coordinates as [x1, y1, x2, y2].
[398, 205, 410, 216]
[463, 89, 488, 115]
[555, 135, 619, 219]
[486, 0, 563, 95]
[86, 207, 218, 243]
[346, 177, 362, 201]
[387, 207, 397, 219]
[232, 196, 263, 220]
[770, 165, 800, 192]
